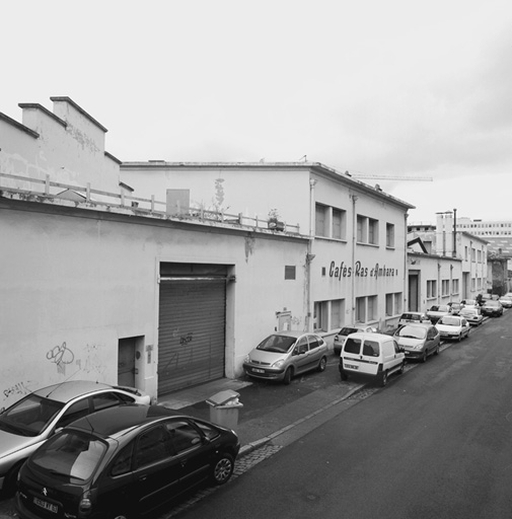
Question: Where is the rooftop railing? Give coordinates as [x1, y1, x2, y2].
[0, 172, 301, 235]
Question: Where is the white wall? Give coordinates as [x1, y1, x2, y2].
[0, 203, 308, 410]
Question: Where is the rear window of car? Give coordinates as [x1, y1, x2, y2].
[362, 340, 380, 357]
[344, 337, 361, 354]
[31, 431, 106, 481]
[400, 313, 419, 321]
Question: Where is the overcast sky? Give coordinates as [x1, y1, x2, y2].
[3, 0, 511, 223]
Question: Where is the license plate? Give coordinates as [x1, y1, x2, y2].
[252, 368, 265, 374]
[34, 497, 58, 514]
[345, 364, 358, 370]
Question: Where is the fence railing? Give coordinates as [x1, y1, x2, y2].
[0, 172, 301, 234]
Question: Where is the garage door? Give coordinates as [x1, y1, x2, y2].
[158, 278, 226, 395]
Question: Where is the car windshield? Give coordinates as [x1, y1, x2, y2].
[487, 301, 500, 307]
[396, 326, 427, 339]
[461, 310, 476, 316]
[31, 431, 107, 482]
[256, 334, 297, 353]
[339, 327, 358, 336]
[0, 394, 64, 437]
[438, 316, 460, 326]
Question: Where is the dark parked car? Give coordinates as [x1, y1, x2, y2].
[0, 380, 150, 495]
[481, 300, 504, 317]
[16, 405, 240, 519]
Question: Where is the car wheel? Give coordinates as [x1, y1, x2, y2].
[317, 356, 327, 372]
[211, 453, 234, 485]
[421, 350, 428, 363]
[380, 371, 388, 387]
[283, 367, 293, 385]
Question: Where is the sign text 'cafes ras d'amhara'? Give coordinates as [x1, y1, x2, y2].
[329, 260, 398, 280]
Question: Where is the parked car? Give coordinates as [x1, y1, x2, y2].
[459, 306, 484, 326]
[16, 404, 240, 519]
[498, 295, 512, 309]
[481, 300, 504, 317]
[461, 299, 477, 307]
[447, 302, 464, 315]
[397, 312, 430, 326]
[435, 315, 471, 341]
[393, 323, 441, 363]
[243, 331, 328, 384]
[0, 380, 151, 495]
[426, 304, 452, 324]
[333, 325, 377, 355]
[339, 332, 405, 387]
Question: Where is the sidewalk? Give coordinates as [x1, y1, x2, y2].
[157, 371, 363, 456]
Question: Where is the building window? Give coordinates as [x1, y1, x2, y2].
[385, 294, 393, 316]
[330, 299, 344, 329]
[355, 297, 366, 323]
[442, 280, 449, 296]
[314, 301, 328, 331]
[284, 266, 296, 280]
[368, 218, 378, 245]
[368, 295, 377, 320]
[394, 293, 402, 314]
[386, 223, 395, 248]
[315, 204, 328, 237]
[332, 208, 346, 240]
[357, 215, 366, 243]
[427, 280, 437, 299]
[452, 279, 459, 294]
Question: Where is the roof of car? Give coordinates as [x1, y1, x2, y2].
[33, 380, 117, 403]
[346, 332, 394, 341]
[270, 330, 316, 338]
[68, 404, 180, 438]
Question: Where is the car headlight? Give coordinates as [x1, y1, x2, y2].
[272, 359, 285, 369]
[244, 354, 251, 363]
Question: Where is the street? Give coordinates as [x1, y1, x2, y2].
[169, 313, 512, 519]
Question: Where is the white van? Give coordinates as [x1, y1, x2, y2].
[339, 332, 405, 386]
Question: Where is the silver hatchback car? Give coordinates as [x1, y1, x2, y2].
[243, 331, 328, 385]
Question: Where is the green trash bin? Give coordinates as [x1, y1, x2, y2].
[206, 389, 243, 430]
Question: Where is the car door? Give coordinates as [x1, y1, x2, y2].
[381, 339, 402, 372]
[165, 419, 211, 491]
[359, 338, 381, 376]
[292, 336, 311, 374]
[305, 335, 322, 371]
[132, 424, 181, 516]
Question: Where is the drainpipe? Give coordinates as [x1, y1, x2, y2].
[351, 194, 358, 323]
[452, 208, 457, 258]
[306, 178, 317, 332]
[404, 212, 409, 314]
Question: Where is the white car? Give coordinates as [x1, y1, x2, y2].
[498, 296, 512, 309]
[426, 305, 452, 324]
[459, 306, 484, 326]
[435, 315, 471, 341]
[339, 332, 405, 387]
[0, 380, 151, 494]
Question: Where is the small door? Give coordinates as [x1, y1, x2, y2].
[118, 338, 136, 387]
[292, 336, 311, 374]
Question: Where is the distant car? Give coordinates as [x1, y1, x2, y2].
[243, 331, 328, 384]
[447, 302, 464, 315]
[339, 332, 405, 387]
[498, 296, 512, 309]
[394, 323, 441, 363]
[0, 380, 151, 495]
[435, 315, 471, 341]
[397, 312, 430, 326]
[481, 300, 504, 317]
[16, 405, 240, 519]
[426, 305, 452, 324]
[333, 325, 377, 355]
[459, 306, 484, 326]
[461, 299, 477, 307]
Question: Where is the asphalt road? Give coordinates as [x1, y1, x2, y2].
[172, 313, 512, 519]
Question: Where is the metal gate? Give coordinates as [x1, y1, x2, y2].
[158, 277, 226, 395]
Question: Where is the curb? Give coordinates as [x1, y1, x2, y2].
[238, 384, 364, 458]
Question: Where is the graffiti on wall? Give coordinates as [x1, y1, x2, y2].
[45, 341, 106, 378]
[1, 381, 32, 413]
[46, 342, 75, 374]
[160, 331, 194, 375]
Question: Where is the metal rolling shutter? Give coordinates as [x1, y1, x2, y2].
[158, 278, 226, 395]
